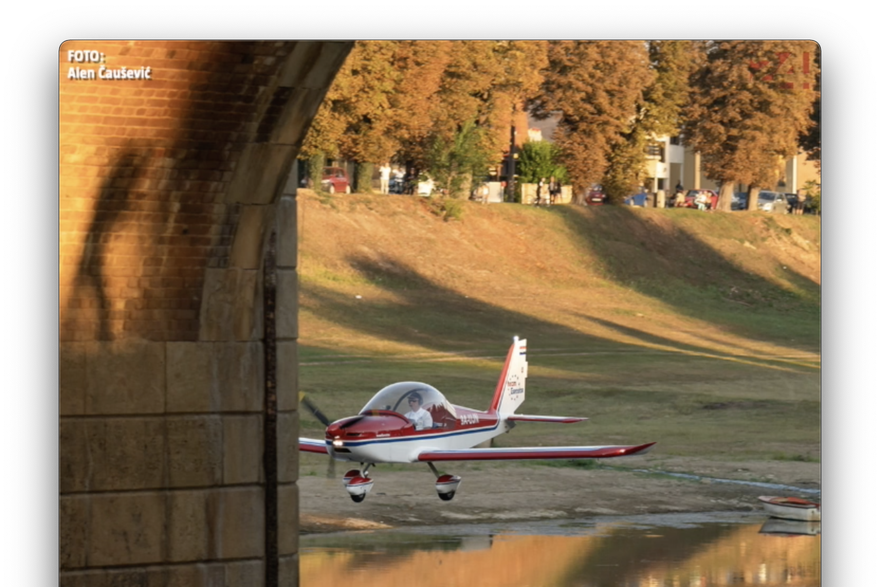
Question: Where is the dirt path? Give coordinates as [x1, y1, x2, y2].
[299, 456, 820, 534]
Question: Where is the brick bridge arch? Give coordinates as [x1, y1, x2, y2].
[59, 41, 353, 586]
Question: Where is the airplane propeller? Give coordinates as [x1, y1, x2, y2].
[299, 391, 336, 478]
[299, 391, 332, 427]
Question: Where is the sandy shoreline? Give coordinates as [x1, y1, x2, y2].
[298, 456, 820, 534]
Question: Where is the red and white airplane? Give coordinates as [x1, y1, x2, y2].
[299, 337, 655, 502]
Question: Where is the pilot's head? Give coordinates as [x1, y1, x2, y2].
[407, 393, 423, 408]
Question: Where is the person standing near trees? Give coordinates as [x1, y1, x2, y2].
[795, 188, 807, 215]
[549, 177, 561, 204]
[673, 188, 686, 207]
[379, 163, 392, 194]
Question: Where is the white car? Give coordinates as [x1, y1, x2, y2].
[757, 191, 787, 212]
[417, 177, 434, 196]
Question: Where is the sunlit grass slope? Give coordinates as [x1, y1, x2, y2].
[295, 190, 820, 464]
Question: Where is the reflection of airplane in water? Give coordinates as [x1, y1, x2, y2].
[760, 518, 821, 536]
[299, 337, 655, 502]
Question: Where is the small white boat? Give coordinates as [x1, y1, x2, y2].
[758, 495, 821, 522]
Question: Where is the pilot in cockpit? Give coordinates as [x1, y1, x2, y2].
[403, 392, 433, 431]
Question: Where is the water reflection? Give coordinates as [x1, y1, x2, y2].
[301, 513, 820, 587]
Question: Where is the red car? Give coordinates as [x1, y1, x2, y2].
[586, 185, 606, 205]
[684, 189, 718, 210]
[321, 167, 351, 194]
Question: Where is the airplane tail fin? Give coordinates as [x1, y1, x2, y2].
[489, 337, 528, 416]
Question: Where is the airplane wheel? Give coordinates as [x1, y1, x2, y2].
[350, 493, 366, 503]
[439, 491, 455, 501]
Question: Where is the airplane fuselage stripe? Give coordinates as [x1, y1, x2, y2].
[326, 421, 500, 448]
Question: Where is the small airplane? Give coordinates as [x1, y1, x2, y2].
[299, 337, 656, 502]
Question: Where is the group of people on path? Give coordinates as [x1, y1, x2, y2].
[624, 182, 716, 211]
[535, 177, 562, 205]
[379, 163, 408, 195]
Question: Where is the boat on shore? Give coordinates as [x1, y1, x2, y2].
[758, 495, 821, 522]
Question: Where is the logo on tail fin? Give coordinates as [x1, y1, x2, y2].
[490, 337, 528, 415]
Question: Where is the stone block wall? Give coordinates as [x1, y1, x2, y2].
[59, 41, 352, 586]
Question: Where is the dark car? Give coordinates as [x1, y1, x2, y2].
[321, 167, 351, 194]
[732, 192, 747, 210]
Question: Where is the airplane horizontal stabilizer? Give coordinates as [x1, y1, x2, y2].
[417, 442, 656, 462]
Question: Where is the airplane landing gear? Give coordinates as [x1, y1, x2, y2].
[342, 465, 374, 502]
[427, 462, 462, 501]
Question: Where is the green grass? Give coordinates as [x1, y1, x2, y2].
[772, 453, 820, 463]
[296, 193, 821, 474]
[299, 348, 820, 464]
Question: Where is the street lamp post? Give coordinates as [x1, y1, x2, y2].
[507, 124, 517, 201]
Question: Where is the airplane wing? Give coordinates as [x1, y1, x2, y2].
[507, 415, 587, 424]
[299, 437, 329, 454]
[417, 442, 655, 462]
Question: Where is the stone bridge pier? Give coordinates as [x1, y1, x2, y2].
[59, 40, 352, 586]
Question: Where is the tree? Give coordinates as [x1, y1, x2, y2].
[421, 41, 548, 191]
[589, 42, 701, 203]
[426, 119, 493, 198]
[531, 41, 654, 200]
[301, 41, 549, 196]
[387, 41, 453, 172]
[643, 41, 702, 137]
[799, 47, 821, 166]
[517, 140, 568, 184]
[300, 41, 403, 191]
[601, 129, 649, 204]
[683, 41, 819, 211]
[328, 41, 400, 169]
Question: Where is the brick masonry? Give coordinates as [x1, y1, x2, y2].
[59, 40, 352, 586]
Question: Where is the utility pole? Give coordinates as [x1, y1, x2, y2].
[507, 124, 517, 201]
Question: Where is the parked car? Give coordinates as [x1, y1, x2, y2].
[585, 185, 606, 205]
[757, 190, 788, 213]
[624, 192, 649, 207]
[417, 175, 434, 196]
[685, 189, 718, 210]
[321, 167, 351, 194]
[732, 192, 747, 210]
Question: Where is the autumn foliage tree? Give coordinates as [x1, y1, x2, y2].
[643, 41, 702, 138]
[531, 41, 654, 202]
[417, 41, 547, 197]
[599, 42, 702, 203]
[799, 47, 821, 167]
[683, 41, 819, 211]
[301, 41, 548, 197]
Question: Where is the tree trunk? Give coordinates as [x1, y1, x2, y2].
[356, 162, 374, 194]
[716, 180, 735, 212]
[747, 184, 761, 211]
[308, 153, 324, 191]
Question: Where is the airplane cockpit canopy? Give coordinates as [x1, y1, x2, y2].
[360, 382, 458, 420]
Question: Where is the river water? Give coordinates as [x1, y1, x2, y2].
[300, 512, 820, 587]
